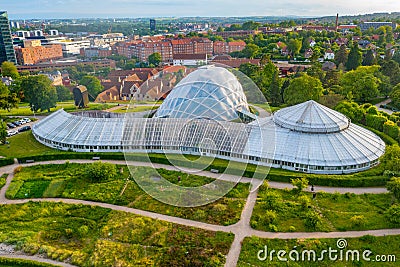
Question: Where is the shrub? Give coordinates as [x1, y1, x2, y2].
[0, 157, 13, 167]
[212, 203, 227, 213]
[289, 226, 296, 232]
[85, 161, 117, 182]
[385, 205, 400, 225]
[304, 211, 322, 230]
[269, 224, 278, 232]
[298, 195, 311, 210]
[14, 165, 23, 174]
[262, 191, 283, 210]
[387, 177, 400, 200]
[291, 177, 309, 194]
[381, 145, 400, 172]
[350, 215, 366, 227]
[264, 210, 277, 224]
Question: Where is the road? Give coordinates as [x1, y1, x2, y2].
[375, 98, 394, 115]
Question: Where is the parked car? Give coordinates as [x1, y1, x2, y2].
[18, 125, 31, 132]
[13, 121, 21, 126]
[6, 123, 16, 128]
[18, 119, 26, 125]
[23, 118, 31, 123]
[7, 130, 17, 137]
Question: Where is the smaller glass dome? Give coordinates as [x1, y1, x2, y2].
[155, 65, 249, 121]
[273, 100, 350, 133]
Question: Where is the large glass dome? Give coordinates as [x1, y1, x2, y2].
[154, 65, 250, 121]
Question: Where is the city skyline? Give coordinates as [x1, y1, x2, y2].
[3, 0, 400, 19]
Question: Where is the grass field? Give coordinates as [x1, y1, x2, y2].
[0, 202, 233, 267]
[0, 131, 56, 158]
[238, 235, 400, 266]
[253, 103, 284, 113]
[111, 105, 159, 113]
[251, 183, 398, 232]
[7, 163, 249, 226]
[0, 102, 118, 117]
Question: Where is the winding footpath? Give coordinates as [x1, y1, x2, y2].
[0, 159, 399, 267]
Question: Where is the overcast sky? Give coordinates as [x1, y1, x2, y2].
[3, 0, 400, 19]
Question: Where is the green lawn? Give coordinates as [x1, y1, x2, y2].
[111, 105, 159, 113]
[251, 183, 397, 232]
[7, 163, 249, 226]
[0, 102, 118, 116]
[0, 131, 56, 158]
[253, 103, 284, 113]
[0, 202, 233, 267]
[239, 235, 400, 266]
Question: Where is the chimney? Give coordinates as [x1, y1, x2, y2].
[335, 13, 339, 31]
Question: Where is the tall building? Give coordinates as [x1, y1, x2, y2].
[360, 21, 397, 31]
[150, 19, 156, 31]
[0, 11, 16, 64]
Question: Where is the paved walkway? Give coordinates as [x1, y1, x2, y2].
[0, 159, 397, 267]
[375, 98, 393, 115]
[250, 104, 270, 118]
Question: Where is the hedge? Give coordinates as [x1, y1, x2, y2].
[0, 257, 58, 267]
[363, 125, 398, 146]
[0, 157, 14, 167]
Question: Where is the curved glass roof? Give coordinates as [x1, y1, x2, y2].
[155, 65, 249, 121]
[273, 100, 350, 133]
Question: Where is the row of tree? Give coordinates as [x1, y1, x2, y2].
[0, 62, 104, 112]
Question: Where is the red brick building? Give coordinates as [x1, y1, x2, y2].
[213, 40, 246, 55]
[170, 38, 213, 55]
[14, 44, 63, 65]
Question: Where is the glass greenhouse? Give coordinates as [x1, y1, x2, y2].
[155, 65, 250, 121]
[32, 67, 385, 174]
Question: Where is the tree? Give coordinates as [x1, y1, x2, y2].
[283, 74, 324, 105]
[269, 71, 282, 106]
[381, 145, 400, 172]
[291, 177, 309, 195]
[79, 76, 103, 101]
[0, 82, 19, 111]
[123, 59, 137, 70]
[0, 121, 7, 144]
[21, 75, 57, 112]
[362, 49, 377, 66]
[335, 45, 348, 66]
[340, 66, 381, 102]
[306, 63, 325, 82]
[323, 70, 341, 89]
[391, 85, 400, 108]
[85, 161, 117, 182]
[1, 62, 19, 80]
[56, 85, 72, 102]
[346, 44, 362, 70]
[148, 52, 162, 67]
[286, 38, 302, 59]
[381, 60, 400, 86]
[241, 44, 260, 59]
[334, 101, 365, 123]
